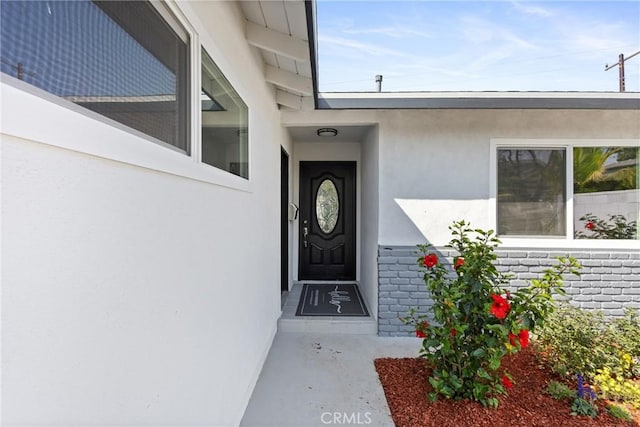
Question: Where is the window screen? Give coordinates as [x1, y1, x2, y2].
[0, 1, 190, 152]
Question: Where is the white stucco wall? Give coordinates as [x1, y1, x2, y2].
[360, 127, 380, 317]
[377, 109, 493, 246]
[282, 109, 640, 250]
[1, 2, 284, 426]
[376, 109, 640, 247]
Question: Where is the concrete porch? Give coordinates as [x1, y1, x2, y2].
[240, 283, 420, 426]
[278, 283, 378, 334]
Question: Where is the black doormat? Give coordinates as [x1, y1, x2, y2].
[295, 284, 369, 317]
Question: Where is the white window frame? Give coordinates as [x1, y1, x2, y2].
[195, 13, 253, 185]
[200, 46, 250, 180]
[490, 138, 640, 250]
[0, 0, 251, 193]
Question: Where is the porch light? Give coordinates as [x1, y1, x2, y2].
[317, 128, 338, 137]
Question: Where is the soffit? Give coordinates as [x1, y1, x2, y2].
[239, 0, 315, 111]
[287, 125, 373, 143]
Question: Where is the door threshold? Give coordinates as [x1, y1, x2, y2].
[296, 280, 358, 285]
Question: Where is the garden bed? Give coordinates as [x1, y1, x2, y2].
[375, 346, 639, 427]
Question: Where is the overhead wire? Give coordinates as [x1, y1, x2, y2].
[320, 43, 640, 89]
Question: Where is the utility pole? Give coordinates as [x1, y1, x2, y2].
[605, 50, 640, 92]
[0, 60, 36, 81]
[375, 75, 383, 92]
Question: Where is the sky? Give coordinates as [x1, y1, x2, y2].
[316, 0, 640, 92]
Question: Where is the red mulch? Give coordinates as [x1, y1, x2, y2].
[375, 346, 639, 427]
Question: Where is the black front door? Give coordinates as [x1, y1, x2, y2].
[299, 161, 356, 280]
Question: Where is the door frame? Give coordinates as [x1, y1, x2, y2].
[281, 147, 289, 292]
[297, 161, 357, 281]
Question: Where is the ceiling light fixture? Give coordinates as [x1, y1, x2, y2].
[317, 128, 338, 137]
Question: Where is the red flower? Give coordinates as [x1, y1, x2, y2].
[423, 253, 438, 269]
[585, 221, 595, 230]
[450, 328, 457, 337]
[454, 257, 465, 270]
[518, 329, 529, 348]
[509, 329, 530, 348]
[416, 321, 428, 338]
[489, 294, 510, 319]
[502, 375, 513, 389]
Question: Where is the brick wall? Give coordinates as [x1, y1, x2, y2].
[377, 246, 640, 336]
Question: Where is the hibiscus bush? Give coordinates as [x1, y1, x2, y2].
[401, 220, 581, 407]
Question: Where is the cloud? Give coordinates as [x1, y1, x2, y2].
[386, 62, 480, 80]
[318, 35, 479, 88]
[563, 23, 628, 51]
[318, 34, 407, 57]
[454, 15, 539, 73]
[509, 1, 555, 18]
[342, 26, 433, 39]
[459, 16, 538, 49]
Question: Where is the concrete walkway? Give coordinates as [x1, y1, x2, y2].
[240, 331, 421, 427]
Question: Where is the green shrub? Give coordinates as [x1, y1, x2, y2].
[607, 404, 633, 422]
[608, 309, 640, 378]
[537, 305, 640, 380]
[545, 380, 574, 400]
[537, 304, 640, 410]
[571, 374, 598, 418]
[572, 397, 598, 418]
[537, 304, 608, 378]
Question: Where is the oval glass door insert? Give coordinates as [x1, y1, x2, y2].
[316, 179, 339, 234]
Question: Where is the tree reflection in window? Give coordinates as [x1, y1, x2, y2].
[574, 147, 638, 239]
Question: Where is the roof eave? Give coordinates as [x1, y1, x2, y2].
[317, 92, 640, 110]
[305, 0, 319, 110]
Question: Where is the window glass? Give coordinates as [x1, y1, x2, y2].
[574, 147, 639, 239]
[497, 148, 566, 236]
[316, 179, 339, 234]
[201, 47, 248, 179]
[0, 1, 189, 151]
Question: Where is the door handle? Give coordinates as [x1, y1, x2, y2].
[289, 202, 299, 221]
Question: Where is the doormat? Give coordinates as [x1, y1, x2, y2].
[295, 284, 369, 316]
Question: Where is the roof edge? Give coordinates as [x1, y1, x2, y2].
[317, 92, 640, 110]
[304, 0, 319, 109]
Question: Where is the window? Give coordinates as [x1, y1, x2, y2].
[201, 47, 248, 179]
[574, 147, 638, 240]
[0, 1, 190, 152]
[496, 143, 639, 240]
[497, 148, 566, 237]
